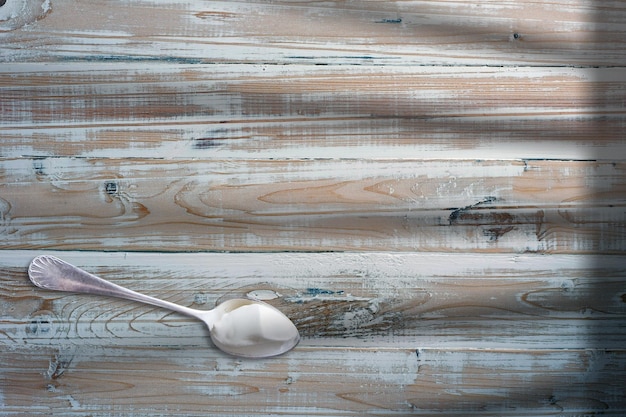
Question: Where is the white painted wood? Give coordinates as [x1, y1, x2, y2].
[1, 0, 624, 65]
[2, 251, 625, 414]
[1, 251, 624, 350]
[2, 346, 625, 416]
[1, 158, 624, 252]
[0, 0, 49, 31]
[0, 0, 624, 415]
[1, 64, 624, 160]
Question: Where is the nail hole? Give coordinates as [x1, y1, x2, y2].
[105, 181, 118, 195]
[0, 0, 6, 7]
[513, 33, 521, 39]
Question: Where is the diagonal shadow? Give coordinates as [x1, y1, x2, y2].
[186, 3, 625, 411]
[1, 0, 624, 414]
[223, 2, 625, 413]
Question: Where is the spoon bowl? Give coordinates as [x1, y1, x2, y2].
[27, 255, 300, 358]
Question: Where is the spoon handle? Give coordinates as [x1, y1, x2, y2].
[28, 255, 202, 319]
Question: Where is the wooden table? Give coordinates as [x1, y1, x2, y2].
[1, 0, 625, 415]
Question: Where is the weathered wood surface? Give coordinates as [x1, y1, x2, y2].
[1, 0, 625, 415]
[1, 158, 625, 252]
[1, 64, 625, 160]
[1, 0, 625, 66]
[2, 252, 625, 349]
[2, 346, 625, 416]
[0, 251, 625, 416]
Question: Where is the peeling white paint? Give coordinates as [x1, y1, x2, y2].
[0, 0, 50, 31]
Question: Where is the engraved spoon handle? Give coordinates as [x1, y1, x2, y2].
[28, 255, 203, 319]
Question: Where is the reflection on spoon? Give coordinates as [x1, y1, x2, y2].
[27, 255, 300, 358]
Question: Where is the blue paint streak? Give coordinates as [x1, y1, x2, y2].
[305, 288, 344, 296]
[60, 55, 205, 64]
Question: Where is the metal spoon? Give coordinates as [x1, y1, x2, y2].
[27, 255, 300, 358]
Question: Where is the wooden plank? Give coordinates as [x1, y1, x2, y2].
[1, 251, 625, 350]
[1, 0, 625, 65]
[1, 158, 624, 252]
[1, 250, 625, 414]
[2, 0, 624, 414]
[1, 346, 625, 416]
[1, 64, 624, 160]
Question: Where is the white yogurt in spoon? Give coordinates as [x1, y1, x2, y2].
[209, 299, 300, 357]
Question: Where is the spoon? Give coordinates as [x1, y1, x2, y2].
[27, 255, 300, 358]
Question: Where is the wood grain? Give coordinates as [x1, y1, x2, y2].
[1, 251, 625, 415]
[1, 0, 625, 415]
[2, 346, 625, 416]
[1, 158, 624, 252]
[1, 0, 625, 65]
[1, 65, 624, 160]
[2, 252, 625, 350]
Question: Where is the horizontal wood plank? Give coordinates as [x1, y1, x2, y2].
[1, 251, 625, 350]
[1, 65, 624, 160]
[1, 0, 625, 65]
[1, 346, 625, 416]
[1, 251, 625, 415]
[1, 158, 624, 252]
[2, 0, 625, 414]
